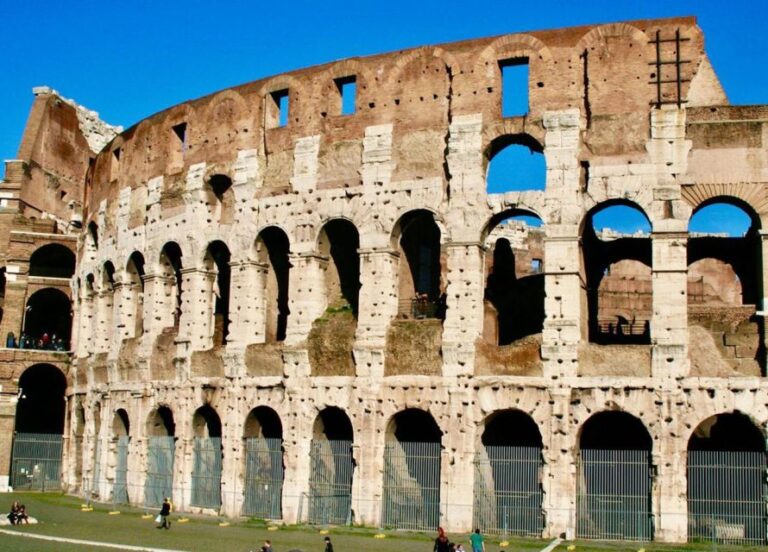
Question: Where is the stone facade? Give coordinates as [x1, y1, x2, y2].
[2, 15, 768, 543]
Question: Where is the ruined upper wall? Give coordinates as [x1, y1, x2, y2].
[84, 16, 727, 218]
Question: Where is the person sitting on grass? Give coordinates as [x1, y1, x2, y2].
[7, 501, 20, 525]
[16, 504, 29, 524]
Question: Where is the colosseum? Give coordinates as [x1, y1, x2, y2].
[1, 14, 766, 544]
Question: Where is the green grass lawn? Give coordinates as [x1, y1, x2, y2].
[1, 493, 764, 552]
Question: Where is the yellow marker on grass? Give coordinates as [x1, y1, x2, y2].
[177, 517, 190, 523]
[374, 533, 386, 539]
[267, 526, 279, 531]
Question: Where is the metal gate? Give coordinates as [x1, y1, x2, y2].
[382, 441, 441, 530]
[191, 437, 222, 509]
[113, 436, 129, 504]
[308, 439, 353, 525]
[688, 450, 767, 545]
[10, 433, 63, 491]
[577, 449, 653, 541]
[145, 436, 175, 508]
[242, 437, 283, 519]
[473, 445, 544, 536]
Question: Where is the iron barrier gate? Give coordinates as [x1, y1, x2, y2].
[308, 439, 353, 525]
[473, 445, 544, 536]
[382, 441, 441, 530]
[145, 436, 175, 508]
[577, 449, 653, 541]
[191, 437, 222, 509]
[10, 433, 63, 491]
[242, 437, 283, 518]
[113, 436, 129, 504]
[687, 449, 767, 545]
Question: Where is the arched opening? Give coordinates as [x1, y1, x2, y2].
[474, 410, 544, 536]
[144, 406, 176, 508]
[688, 200, 763, 376]
[255, 227, 290, 342]
[485, 134, 546, 194]
[111, 409, 130, 504]
[687, 412, 767, 544]
[207, 174, 234, 224]
[317, 219, 361, 316]
[394, 210, 444, 320]
[382, 409, 442, 530]
[160, 242, 183, 329]
[483, 212, 545, 345]
[577, 411, 653, 541]
[125, 252, 145, 339]
[582, 202, 652, 345]
[11, 364, 66, 490]
[308, 407, 354, 525]
[191, 405, 222, 509]
[242, 407, 283, 518]
[29, 244, 76, 278]
[204, 241, 231, 347]
[22, 288, 72, 350]
[87, 221, 99, 252]
[97, 262, 116, 352]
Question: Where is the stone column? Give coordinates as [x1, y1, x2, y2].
[653, 392, 688, 543]
[284, 253, 327, 345]
[758, 231, 768, 355]
[440, 389, 475, 532]
[354, 248, 399, 377]
[651, 232, 688, 378]
[76, 288, 95, 358]
[141, 273, 171, 339]
[542, 110, 583, 378]
[95, 288, 114, 354]
[442, 243, 484, 377]
[0, 278, 27, 341]
[226, 260, 266, 349]
[350, 395, 384, 526]
[281, 429, 312, 524]
[178, 268, 215, 351]
[542, 389, 575, 539]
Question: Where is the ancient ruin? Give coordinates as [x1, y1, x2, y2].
[0, 15, 767, 543]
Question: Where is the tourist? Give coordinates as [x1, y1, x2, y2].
[263, 540, 273, 552]
[41, 332, 50, 349]
[5, 332, 16, 348]
[469, 528, 485, 552]
[16, 504, 29, 524]
[323, 535, 334, 552]
[456, 545, 466, 552]
[434, 527, 450, 552]
[7, 501, 20, 525]
[157, 497, 172, 529]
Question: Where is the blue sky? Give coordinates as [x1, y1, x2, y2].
[2, 1, 765, 235]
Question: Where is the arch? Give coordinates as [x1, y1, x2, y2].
[22, 288, 72, 349]
[485, 134, 546, 194]
[476, 33, 554, 67]
[383, 409, 442, 530]
[682, 186, 768, 224]
[125, 252, 146, 339]
[317, 218, 361, 315]
[145, 406, 176, 508]
[687, 413, 767, 544]
[689, 197, 759, 234]
[15, 364, 66, 434]
[475, 409, 544, 535]
[110, 408, 130, 504]
[483, 211, 545, 345]
[242, 406, 284, 519]
[191, 404, 223, 509]
[29, 244, 76, 278]
[308, 407, 354, 525]
[577, 410, 653, 540]
[255, 227, 291, 342]
[87, 221, 99, 251]
[392, 210, 444, 320]
[581, 201, 652, 345]
[112, 408, 130, 437]
[159, 242, 183, 328]
[204, 241, 231, 346]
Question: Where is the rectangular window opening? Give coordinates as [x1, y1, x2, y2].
[500, 58, 529, 117]
[531, 258, 542, 274]
[172, 123, 188, 150]
[270, 89, 290, 128]
[335, 76, 357, 115]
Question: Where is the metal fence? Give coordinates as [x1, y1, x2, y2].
[687, 449, 767, 545]
[113, 436, 130, 504]
[10, 433, 63, 491]
[144, 436, 175, 509]
[191, 437, 222, 509]
[307, 439, 354, 525]
[242, 437, 283, 519]
[382, 441, 441, 530]
[474, 445, 544, 536]
[577, 449, 653, 541]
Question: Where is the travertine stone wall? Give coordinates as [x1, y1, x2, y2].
[1, 15, 765, 543]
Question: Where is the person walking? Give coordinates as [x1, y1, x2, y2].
[157, 497, 172, 529]
[323, 535, 334, 552]
[469, 528, 485, 552]
[434, 527, 450, 552]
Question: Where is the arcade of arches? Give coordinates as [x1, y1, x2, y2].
[2, 15, 768, 547]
